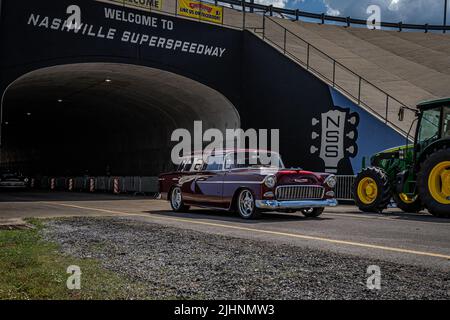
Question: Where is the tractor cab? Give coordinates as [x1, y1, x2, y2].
[353, 98, 450, 218]
[415, 99, 450, 159]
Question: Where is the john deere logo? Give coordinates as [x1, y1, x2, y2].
[310, 107, 359, 173]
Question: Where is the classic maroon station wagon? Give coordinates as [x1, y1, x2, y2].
[159, 150, 338, 219]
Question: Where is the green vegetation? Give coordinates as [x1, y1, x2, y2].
[0, 219, 148, 300]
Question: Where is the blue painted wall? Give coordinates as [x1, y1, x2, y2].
[329, 88, 406, 174]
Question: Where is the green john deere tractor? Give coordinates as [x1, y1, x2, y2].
[353, 98, 450, 217]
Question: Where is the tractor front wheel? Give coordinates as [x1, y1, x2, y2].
[392, 193, 423, 213]
[417, 148, 450, 218]
[353, 167, 391, 213]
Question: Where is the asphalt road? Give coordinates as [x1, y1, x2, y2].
[1, 191, 449, 271]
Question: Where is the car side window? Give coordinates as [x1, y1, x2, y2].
[177, 160, 186, 172]
[224, 153, 236, 170]
[205, 155, 224, 171]
[191, 158, 204, 172]
[182, 158, 194, 172]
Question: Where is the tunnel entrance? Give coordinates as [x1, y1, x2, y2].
[0, 63, 240, 177]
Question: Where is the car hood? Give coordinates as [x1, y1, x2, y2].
[231, 168, 328, 185]
[275, 169, 326, 185]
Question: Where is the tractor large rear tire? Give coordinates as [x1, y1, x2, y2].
[392, 193, 423, 213]
[353, 167, 391, 213]
[417, 148, 450, 218]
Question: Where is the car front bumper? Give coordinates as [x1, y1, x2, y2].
[255, 198, 338, 210]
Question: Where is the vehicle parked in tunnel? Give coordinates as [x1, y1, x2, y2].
[159, 150, 338, 219]
[0, 170, 29, 189]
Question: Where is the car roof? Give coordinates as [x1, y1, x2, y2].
[417, 98, 450, 110]
[181, 149, 280, 158]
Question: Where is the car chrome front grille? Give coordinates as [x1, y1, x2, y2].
[276, 185, 324, 200]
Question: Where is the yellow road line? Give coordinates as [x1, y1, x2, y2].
[43, 202, 450, 260]
[324, 211, 448, 226]
[324, 212, 393, 220]
[324, 211, 415, 222]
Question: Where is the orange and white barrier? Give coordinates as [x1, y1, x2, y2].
[30, 178, 35, 189]
[89, 178, 95, 192]
[50, 178, 56, 190]
[113, 177, 120, 194]
[68, 178, 74, 191]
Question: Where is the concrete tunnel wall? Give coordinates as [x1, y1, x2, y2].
[1, 63, 241, 176]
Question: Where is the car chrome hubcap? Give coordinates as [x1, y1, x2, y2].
[171, 188, 182, 210]
[239, 191, 254, 217]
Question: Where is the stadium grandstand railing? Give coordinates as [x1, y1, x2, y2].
[216, 0, 450, 33]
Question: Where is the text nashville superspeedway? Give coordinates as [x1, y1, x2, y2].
[26, 7, 227, 58]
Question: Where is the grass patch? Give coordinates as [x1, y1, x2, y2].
[0, 219, 148, 300]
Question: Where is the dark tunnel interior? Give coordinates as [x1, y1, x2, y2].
[0, 63, 240, 177]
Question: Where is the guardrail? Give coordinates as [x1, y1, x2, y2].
[217, 0, 450, 33]
[336, 175, 356, 201]
[37, 176, 159, 195]
[32, 175, 356, 201]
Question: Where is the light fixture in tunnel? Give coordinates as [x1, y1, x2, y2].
[57, 99, 63, 103]
[105, 79, 112, 83]
[26, 112, 31, 116]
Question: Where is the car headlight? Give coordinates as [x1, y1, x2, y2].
[325, 175, 337, 188]
[264, 175, 277, 188]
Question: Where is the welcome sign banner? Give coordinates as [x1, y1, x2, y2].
[98, 0, 164, 11]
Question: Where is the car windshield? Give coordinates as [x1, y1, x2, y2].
[224, 151, 285, 170]
[204, 155, 224, 171]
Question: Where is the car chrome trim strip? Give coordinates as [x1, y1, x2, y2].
[196, 181, 263, 184]
[255, 199, 338, 210]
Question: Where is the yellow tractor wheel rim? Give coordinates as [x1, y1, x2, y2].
[428, 161, 450, 205]
[398, 193, 416, 204]
[357, 177, 378, 205]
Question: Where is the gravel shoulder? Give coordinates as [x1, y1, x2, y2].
[43, 217, 450, 300]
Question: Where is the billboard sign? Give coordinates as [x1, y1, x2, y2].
[177, 0, 223, 24]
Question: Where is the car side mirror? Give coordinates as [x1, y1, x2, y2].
[398, 107, 405, 122]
